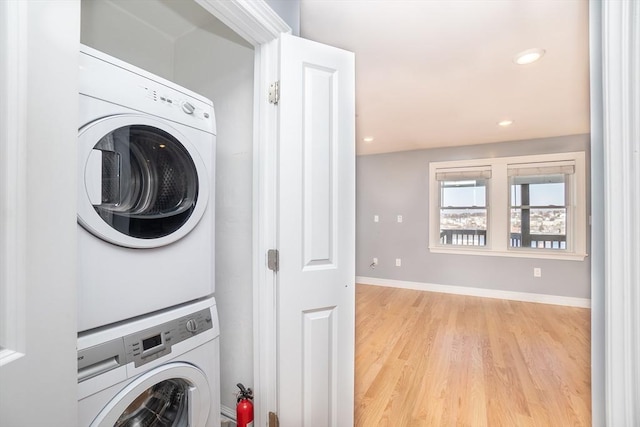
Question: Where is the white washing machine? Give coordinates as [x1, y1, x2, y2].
[78, 297, 220, 427]
[78, 45, 216, 332]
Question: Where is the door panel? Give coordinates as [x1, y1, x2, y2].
[302, 307, 338, 426]
[302, 64, 336, 268]
[277, 33, 355, 427]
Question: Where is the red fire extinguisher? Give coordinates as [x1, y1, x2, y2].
[236, 383, 254, 427]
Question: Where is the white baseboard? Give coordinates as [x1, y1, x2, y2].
[221, 404, 236, 421]
[355, 276, 591, 308]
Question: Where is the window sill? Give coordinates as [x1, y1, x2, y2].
[429, 246, 588, 261]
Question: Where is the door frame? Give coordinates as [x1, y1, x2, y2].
[596, 0, 640, 425]
[193, 1, 640, 425]
[194, 1, 288, 425]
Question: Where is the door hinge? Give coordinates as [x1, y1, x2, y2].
[267, 249, 279, 272]
[268, 411, 280, 427]
[269, 81, 280, 105]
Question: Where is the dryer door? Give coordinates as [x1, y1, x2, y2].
[78, 114, 209, 248]
[90, 362, 211, 427]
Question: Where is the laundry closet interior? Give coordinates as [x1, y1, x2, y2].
[80, 0, 255, 416]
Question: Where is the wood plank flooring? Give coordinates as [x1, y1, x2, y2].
[354, 284, 591, 426]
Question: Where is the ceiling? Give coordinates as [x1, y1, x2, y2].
[299, 0, 590, 155]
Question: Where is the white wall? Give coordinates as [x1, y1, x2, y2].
[173, 23, 255, 413]
[0, 1, 79, 424]
[588, 1, 605, 424]
[81, 0, 175, 80]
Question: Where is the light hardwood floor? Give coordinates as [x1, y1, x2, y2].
[354, 284, 591, 426]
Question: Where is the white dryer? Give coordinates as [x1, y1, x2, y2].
[78, 297, 220, 427]
[78, 45, 216, 332]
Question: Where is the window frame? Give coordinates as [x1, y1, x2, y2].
[429, 152, 587, 260]
[436, 167, 491, 248]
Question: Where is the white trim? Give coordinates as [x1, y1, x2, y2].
[356, 276, 591, 308]
[602, 0, 640, 425]
[0, 0, 27, 365]
[195, 0, 290, 46]
[429, 151, 587, 260]
[428, 247, 587, 261]
[252, 39, 280, 427]
[220, 404, 236, 421]
[196, 2, 290, 426]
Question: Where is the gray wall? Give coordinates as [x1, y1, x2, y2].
[265, 0, 300, 35]
[357, 134, 591, 299]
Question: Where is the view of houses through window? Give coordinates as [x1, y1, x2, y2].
[430, 153, 585, 259]
[509, 172, 568, 249]
[439, 178, 488, 246]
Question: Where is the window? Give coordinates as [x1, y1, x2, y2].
[436, 167, 490, 247]
[429, 152, 586, 260]
[508, 163, 574, 250]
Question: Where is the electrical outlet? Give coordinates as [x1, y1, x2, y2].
[374, 215, 379, 223]
[534, 267, 542, 277]
[395, 258, 402, 267]
[397, 215, 403, 223]
[373, 257, 378, 265]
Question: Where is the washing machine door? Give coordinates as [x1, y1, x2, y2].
[78, 114, 209, 248]
[90, 362, 211, 427]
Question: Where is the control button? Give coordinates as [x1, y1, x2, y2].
[182, 101, 195, 115]
[186, 319, 198, 333]
[204, 112, 210, 119]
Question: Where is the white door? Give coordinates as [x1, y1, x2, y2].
[277, 34, 355, 426]
[0, 1, 78, 424]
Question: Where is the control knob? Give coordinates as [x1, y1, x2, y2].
[181, 101, 195, 115]
[186, 319, 198, 333]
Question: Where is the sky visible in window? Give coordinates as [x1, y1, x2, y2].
[440, 179, 565, 207]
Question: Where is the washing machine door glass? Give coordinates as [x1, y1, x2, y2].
[78, 114, 210, 248]
[91, 362, 211, 427]
[115, 379, 190, 427]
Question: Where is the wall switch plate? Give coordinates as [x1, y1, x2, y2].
[534, 267, 542, 277]
[397, 215, 403, 223]
[374, 215, 379, 223]
[395, 258, 401, 267]
[373, 257, 378, 265]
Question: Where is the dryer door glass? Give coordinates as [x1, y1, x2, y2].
[115, 379, 190, 427]
[92, 125, 198, 239]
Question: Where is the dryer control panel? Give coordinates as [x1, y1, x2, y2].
[78, 306, 213, 382]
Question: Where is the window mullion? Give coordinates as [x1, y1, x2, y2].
[490, 162, 508, 251]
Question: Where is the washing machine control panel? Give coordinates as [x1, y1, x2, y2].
[123, 307, 213, 368]
[78, 306, 215, 381]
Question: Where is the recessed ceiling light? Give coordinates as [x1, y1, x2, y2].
[498, 120, 514, 127]
[513, 48, 545, 65]
[363, 137, 374, 143]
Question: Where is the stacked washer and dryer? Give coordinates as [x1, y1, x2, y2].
[76, 45, 220, 427]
